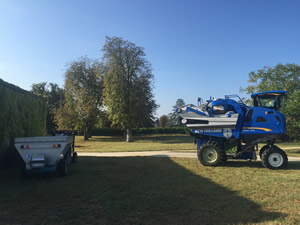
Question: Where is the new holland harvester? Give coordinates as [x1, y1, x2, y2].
[177, 91, 289, 169]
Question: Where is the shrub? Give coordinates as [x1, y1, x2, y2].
[0, 79, 46, 168]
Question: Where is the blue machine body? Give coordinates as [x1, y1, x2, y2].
[180, 91, 288, 161]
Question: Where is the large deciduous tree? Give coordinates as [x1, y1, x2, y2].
[241, 63, 300, 140]
[101, 36, 158, 142]
[31, 82, 63, 133]
[56, 56, 103, 140]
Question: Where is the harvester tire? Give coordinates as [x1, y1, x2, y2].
[57, 158, 68, 177]
[197, 141, 226, 166]
[261, 145, 288, 170]
[259, 145, 269, 159]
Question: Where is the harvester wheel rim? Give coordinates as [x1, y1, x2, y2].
[268, 153, 284, 168]
[203, 148, 218, 163]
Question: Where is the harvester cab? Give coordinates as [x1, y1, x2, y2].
[251, 90, 287, 112]
[177, 90, 289, 170]
[242, 90, 288, 137]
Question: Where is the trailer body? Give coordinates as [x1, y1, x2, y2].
[15, 130, 77, 176]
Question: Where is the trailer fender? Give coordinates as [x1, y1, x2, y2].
[57, 154, 64, 162]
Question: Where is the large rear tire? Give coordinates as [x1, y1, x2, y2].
[261, 145, 288, 169]
[197, 141, 226, 166]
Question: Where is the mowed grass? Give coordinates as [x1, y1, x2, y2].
[75, 135, 300, 157]
[75, 135, 196, 152]
[0, 157, 300, 225]
[273, 142, 300, 157]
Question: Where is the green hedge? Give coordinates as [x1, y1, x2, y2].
[0, 79, 46, 167]
[91, 127, 187, 136]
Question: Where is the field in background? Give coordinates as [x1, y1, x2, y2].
[75, 135, 300, 157]
[0, 157, 299, 225]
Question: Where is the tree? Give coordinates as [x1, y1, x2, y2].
[101, 36, 158, 142]
[159, 115, 168, 128]
[57, 56, 103, 140]
[168, 99, 185, 127]
[31, 82, 63, 133]
[95, 111, 112, 128]
[241, 63, 300, 140]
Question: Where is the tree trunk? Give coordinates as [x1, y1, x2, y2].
[126, 128, 133, 142]
[123, 129, 127, 141]
[84, 121, 89, 141]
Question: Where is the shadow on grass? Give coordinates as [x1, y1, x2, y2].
[0, 157, 284, 225]
[285, 161, 300, 170]
[225, 160, 265, 168]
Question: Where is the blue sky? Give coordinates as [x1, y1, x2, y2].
[1, 0, 300, 117]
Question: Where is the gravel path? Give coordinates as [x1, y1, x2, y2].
[78, 151, 300, 162]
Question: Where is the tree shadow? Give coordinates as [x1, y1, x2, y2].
[224, 160, 265, 168]
[0, 157, 285, 225]
[285, 161, 300, 170]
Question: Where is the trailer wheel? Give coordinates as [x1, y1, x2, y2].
[197, 141, 226, 166]
[72, 152, 77, 163]
[66, 149, 72, 165]
[261, 146, 288, 169]
[57, 158, 68, 177]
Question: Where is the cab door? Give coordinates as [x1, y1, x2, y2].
[242, 107, 283, 135]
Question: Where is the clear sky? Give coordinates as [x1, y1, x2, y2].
[1, 0, 300, 117]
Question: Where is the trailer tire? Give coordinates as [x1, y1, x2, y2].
[72, 152, 77, 163]
[66, 149, 72, 165]
[57, 158, 68, 177]
[261, 145, 288, 169]
[197, 141, 226, 166]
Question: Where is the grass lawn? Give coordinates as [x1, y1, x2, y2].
[75, 135, 196, 152]
[75, 135, 300, 157]
[0, 157, 299, 225]
[273, 142, 300, 157]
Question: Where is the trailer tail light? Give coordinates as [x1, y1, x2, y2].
[52, 144, 61, 148]
[25, 145, 30, 149]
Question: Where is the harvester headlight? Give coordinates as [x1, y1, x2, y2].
[182, 119, 187, 124]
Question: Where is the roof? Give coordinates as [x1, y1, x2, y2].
[251, 90, 287, 98]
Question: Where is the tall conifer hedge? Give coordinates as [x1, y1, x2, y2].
[0, 79, 46, 165]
